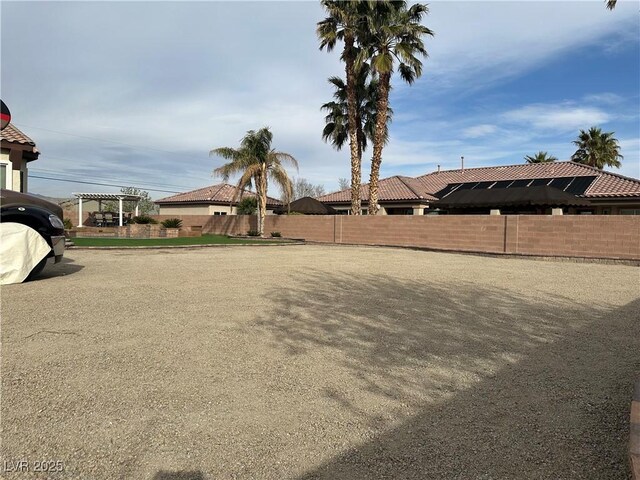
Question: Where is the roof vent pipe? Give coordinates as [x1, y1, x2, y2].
[437, 164, 441, 173]
[461, 156, 465, 172]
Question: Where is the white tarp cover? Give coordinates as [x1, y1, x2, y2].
[0, 222, 51, 285]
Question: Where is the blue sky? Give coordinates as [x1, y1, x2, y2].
[2, 1, 638, 199]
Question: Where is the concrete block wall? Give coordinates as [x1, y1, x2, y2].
[152, 214, 640, 260]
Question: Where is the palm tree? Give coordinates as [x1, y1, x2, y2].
[321, 64, 392, 170]
[571, 127, 623, 170]
[357, 1, 433, 214]
[210, 127, 298, 236]
[318, 0, 367, 215]
[524, 151, 558, 164]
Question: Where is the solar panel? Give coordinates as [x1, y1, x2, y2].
[491, 180, 514, 189]
[472, 181, 496, 189]
[529, 178, 553, 187]
[548, 177, 573, 190]
[565, 176, 597, 195]
[509, 179, 531, 188]
[434, 183, 461, 198]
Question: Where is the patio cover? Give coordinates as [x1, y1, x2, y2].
[275, 197, 337, 215]
[73, 193, 142, 227]
[434, 185, 592, 209]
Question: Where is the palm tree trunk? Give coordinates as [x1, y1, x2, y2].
[369, 71, 391, 216]
[344, 34, 361, 216]
[259, 163, 267, 237]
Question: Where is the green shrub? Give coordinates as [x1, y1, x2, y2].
[270, 231, 282, 237]
[237, 197, 257, 215]
[131, 215, 158, 224]
[247, 230, 260, 236]
[161, 218, 183, 228]
[63, 218, 73, 230]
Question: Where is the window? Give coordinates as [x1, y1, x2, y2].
[213, 212, 227, 216]
[0, 164, 6, 189]
[620, 209, 640, 215]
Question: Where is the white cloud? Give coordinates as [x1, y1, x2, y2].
[462, 124, 498, 139]
[583, 93, 624, 105]
[502, 104, 612, 132]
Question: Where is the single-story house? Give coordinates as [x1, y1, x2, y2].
[0, 124, 39, 193]
[155, 183, 282, 216]
[317, 161, 640, 215]
[274, 196, 337, 215]
[317, 175, 436, 215]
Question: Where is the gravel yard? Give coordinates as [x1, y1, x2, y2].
[1, 245, 638, 480]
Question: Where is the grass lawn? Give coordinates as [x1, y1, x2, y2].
[71, 234, 292, 247]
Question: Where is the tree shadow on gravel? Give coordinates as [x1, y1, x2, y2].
[253, 269, 639, 479]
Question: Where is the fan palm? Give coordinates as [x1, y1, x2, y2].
[524, 151, 558, 164]
[318, 0, 367, 215]
[210, 127, 298, 236]
[321, 64, 392, 171]
[571, 127, 623, 170]
[357, 1, 433, 214]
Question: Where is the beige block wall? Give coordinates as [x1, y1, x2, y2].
[151, 214, 639, 260]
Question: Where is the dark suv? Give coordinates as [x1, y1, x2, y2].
[0, 189, 65, 278]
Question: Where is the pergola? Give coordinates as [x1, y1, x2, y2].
[73, 193, 142, 227]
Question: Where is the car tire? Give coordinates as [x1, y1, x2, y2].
[26, 257, 48, 281]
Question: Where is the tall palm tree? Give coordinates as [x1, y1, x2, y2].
[321, 64, 392, 172]
[211, 127, 298, 236]
[524, 151, 558, 164]
[318, 0, 367, 215]
[357, 1, 433, 215]
[571, 127, 623, 170]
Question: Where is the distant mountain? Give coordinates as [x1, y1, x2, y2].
[29, 193, 74, 206]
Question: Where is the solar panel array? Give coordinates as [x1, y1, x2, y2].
[435, 176, 598, 199]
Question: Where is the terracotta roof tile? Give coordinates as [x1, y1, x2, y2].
[155, 184, 282, 206]
[1, 124, 36, 145]
[318, 161, 640, 204]
[317, 175, 437, 204]
[1, 124, 39, 155]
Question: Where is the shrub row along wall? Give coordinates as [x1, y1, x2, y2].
[153, 214, 640, 260]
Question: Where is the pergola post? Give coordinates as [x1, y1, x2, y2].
[78, 197, 83, 227]
[135, 201, 139, 217]
[118, 197, 124, 227]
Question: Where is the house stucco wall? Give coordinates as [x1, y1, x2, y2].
[158, 204, 277, 216]
[0, 149, 10, 189]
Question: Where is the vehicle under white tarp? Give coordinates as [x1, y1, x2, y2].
[0, 222, 51, 285]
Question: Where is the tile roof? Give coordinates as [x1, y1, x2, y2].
[155, 184, 282, 206]
[1, 124, 36, 145]
[416, 161, 640, 198]
[1, 124, 39, 153]
[318, 161, 640, 204]
[317, 175, 438, 204]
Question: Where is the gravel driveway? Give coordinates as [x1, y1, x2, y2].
[1, 245, 638, 480]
